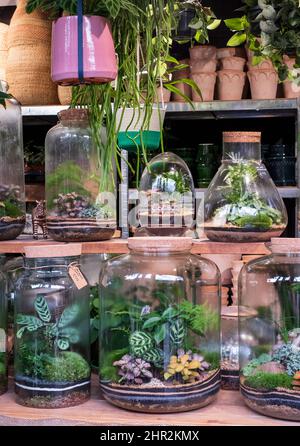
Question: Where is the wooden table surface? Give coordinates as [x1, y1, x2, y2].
[0, 378, 298, 426]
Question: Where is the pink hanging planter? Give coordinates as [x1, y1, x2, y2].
[51, 15, 117, 85]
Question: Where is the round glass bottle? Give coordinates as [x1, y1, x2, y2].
[99, 237, 221, 413]
[239, 238, 300, 421]
[45, 109, 116, 242]
[204, 132, 287, 242]
[0, 255, 7, 395]
[138, 152, 195, 236]
[0, 81, 25, 240]
[14, 245, 91, 408]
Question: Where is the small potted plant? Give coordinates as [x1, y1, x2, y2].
[26, 0, 118, 85]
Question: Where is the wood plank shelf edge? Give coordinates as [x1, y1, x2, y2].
[0, 237, 271, 255]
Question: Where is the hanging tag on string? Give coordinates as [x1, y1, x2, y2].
[68, 263, 88, 289]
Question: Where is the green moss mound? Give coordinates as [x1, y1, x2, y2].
[244, 372, 293, 391]
[43, 352, 90, 382]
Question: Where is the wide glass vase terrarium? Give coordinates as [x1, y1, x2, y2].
[0, 256, 7, 395]
[138, 152, 195, 236]
[99, 237, 221, 413]
[239, 238, 300, 421]
[45, 109, 116, 242]
[14, 245, 91, 408]
[204, 132, 287, 242]
[0, 81, 25, 240]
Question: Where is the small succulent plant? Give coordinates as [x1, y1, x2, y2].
[113, 354, 153, 385]
[54, 192, 90, 218]
[164, 349, 210, 383]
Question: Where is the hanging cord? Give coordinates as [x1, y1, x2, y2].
[77, 0, 84, 83]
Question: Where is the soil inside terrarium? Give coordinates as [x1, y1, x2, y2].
[0, 217, 25, 241]
[47, 217, 116, 242]
[205, 224, 285, 242]
[221, 364, 239, 391]
[101, 369, 220, 413]
[15, 376, 91, 409]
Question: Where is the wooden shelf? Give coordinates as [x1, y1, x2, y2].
[0, 377, 297, 426]
[0, 236, 271, 255]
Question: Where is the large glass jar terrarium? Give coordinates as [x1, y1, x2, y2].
[239, 238, 300, 421]
[14, 245, 91, 408]
[0, 81, 25, 240]
[138, 152, 195, 236]
[0, 256, 7, 395]
[99, 237, 221, 413]
[45, 109, 116, 242]
[204, 132, 287, 242]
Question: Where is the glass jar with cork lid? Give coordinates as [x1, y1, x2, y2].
[99, 237, 221, 413]
[45, 108, 116, 242]
[204, 132, 287, 242]
[14, 244, 91, 408]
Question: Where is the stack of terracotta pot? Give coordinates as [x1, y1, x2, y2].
[0, 23, 8, 81]
[217, 48, 246, 100]
[247, 48, 278, 100]
[189, 45, 217, 102]
[6, 0, 58, 105]
[283, 55, 300, 99]
[171, 58, 191, 102]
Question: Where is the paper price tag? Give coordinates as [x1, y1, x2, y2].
[68, 265, 88, 290]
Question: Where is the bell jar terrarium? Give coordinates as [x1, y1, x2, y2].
[138, 152, 195, 236]
[14, 245, 91, 408]
[99, 237, 221, 413]
[239, 238, 300, 421]
[45, 109, 116, 242]
[204, 132, 287, 242]
[0, 81, 25, 240]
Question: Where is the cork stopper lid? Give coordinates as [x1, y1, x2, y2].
[58, 108, 89, 122]
[221, 305, 258, 318]
[223, 132, 261, 143]
[25, 244, 82, 258]
[128, 237, 193, 253]
[270, 238, 300, 254]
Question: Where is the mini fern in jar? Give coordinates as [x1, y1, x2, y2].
[14, 245, 90, 408]
[99, 237, 221, 413]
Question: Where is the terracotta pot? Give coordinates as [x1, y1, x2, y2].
[189, 45, 216, 61]
[217, 47, 245, 59]
[217, 70, 246, 100]
[51, 15, 117, 85]
[247, 70, 278, 100]
[190, 72, 216, 102]
[283, 55, 296, 69]
[220, 57, 245, 71]
[171, 59, 191, 102]
[283, 80, 300, 98]
[155, 85, 171, 103]
[247, 59, 274, 71]
[190, 58, 217, 73]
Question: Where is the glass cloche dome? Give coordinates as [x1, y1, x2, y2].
[204, 132, 287, 242]
[138, 152, 195, 236]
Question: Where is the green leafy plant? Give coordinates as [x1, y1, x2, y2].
[244, 371, 293, 390]
[0, 91, 12, 108]
[178, 300, 219, 336]
[175, 0, 221, 44]
[272, 342, 300, 376]
[215, 156, 283, 230]
[225, 0, 300, 82]
[16, 294, 80, 351]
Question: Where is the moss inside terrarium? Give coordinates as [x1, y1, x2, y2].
[0, 185, 24, 219]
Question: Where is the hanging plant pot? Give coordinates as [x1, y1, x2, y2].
[173, 9, 195, 41]
[51, 15, 117, 85]
[116, 107, 166, 152]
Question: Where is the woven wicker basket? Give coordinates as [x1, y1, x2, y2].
[0, 23, 8, 80]
[6, 0, 58, 105]
[58, 85, 73, 105]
